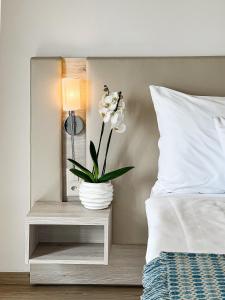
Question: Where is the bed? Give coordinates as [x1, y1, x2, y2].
[146, 194, 225, 263]
[142, 84, 225, 299]
[142, 194, 225, 299]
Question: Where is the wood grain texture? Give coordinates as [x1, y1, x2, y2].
[26, 201, 111, 225]
[30, 243, 105, 265]
[62, 58, 86, 80]
[30, 245, 146, 285]
[0, 284, 142, 300]
[37, 225, 104, 243]
[0, 273, 30, 285]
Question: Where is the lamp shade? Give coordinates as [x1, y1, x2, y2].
[62, 78, 81, 111]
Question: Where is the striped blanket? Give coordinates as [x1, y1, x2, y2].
[142, 252, 225, 300]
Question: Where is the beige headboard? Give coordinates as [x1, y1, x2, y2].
[86, 57, 225, 244]
[31, 57, 225, 245]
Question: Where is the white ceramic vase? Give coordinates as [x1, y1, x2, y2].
[79, 182, 113, 210]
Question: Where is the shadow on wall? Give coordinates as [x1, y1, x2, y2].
[110, 86, 159, 244]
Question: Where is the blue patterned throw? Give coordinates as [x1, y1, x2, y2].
[142, 252, 225, 300]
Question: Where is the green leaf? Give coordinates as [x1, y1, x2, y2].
[68, 159, 95, 181]
[98, 166, 134, 183]
[90, 141, 99, 179]
[69, 168, 93, 183]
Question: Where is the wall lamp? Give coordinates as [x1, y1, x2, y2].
[62, 78, 84, 160]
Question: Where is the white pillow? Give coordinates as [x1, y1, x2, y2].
[150, 85, 225, 194]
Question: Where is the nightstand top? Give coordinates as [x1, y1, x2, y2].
[26, 201, 111, 225]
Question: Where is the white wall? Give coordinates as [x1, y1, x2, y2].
[0, 0, 225, 272]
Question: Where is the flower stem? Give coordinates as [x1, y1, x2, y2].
[97, 122, 105, 158]
[102, 128, 113, 176]
[92, 122, 105, 174]
[92, 86, 109, 174]
[96, 85, 109, 158]
[101, 91, 123, 176]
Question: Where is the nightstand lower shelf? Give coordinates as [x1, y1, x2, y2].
[30, 244, 146, 285]
[30, 242, 104, 265]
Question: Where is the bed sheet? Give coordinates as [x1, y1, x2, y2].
[146, 194, 225, 263]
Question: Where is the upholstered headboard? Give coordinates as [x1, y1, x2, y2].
[31, 57, 225, 245]
[86, 57, 225, 243]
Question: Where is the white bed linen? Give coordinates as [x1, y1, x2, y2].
[150, 85, 225, 194]
[146, 194, 225, 263]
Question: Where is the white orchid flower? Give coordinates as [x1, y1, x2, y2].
[111, 111, 121, 125]
[114, 123, 126, 133]
[111, 109, 126, 133]
[99, 107, 111, 123]
[108, 100, 117, 111]
[103, 93, 118, 111]
[99, 91, 120, 122]
[103, 96, 111, 104]
[118, 99, 125, 110]
[106, 92, 119, 101]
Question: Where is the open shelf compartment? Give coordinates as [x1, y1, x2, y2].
[30, 242, 104, 265]
[25, 201, 112, 266]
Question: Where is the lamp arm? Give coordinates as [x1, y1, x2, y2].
[69, 111, 76, 161]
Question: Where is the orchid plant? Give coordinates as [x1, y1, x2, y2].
[69, 85, 134, 183]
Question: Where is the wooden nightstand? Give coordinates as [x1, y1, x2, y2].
[26, 201, 145, 285]
[25, 201, 112, 266]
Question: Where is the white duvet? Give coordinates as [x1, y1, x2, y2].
[146, 194, 225, 263]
